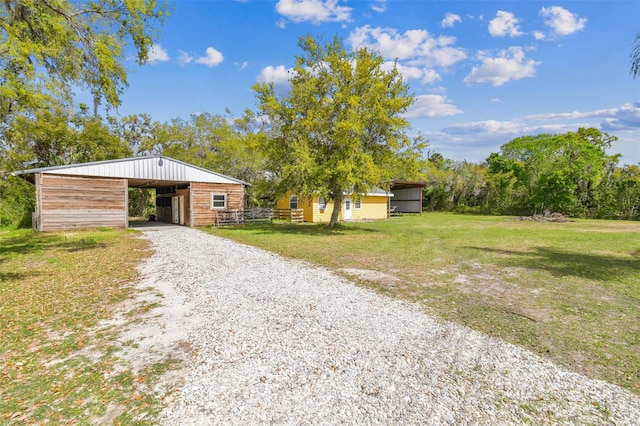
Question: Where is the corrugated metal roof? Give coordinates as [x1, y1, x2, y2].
[13, 156, 248, 185]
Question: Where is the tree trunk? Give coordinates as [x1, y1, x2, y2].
[328, 193, 343, 228]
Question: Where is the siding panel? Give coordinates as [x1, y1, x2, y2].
[190, 182, 245, 226]
[38, 174, 127, 231]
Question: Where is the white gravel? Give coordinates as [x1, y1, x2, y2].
[130, 226, 640, 425]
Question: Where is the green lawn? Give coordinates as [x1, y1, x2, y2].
[208, 213, 640, 394]
[0, 228, 171, 425]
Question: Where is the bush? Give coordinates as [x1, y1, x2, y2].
[0, 176, 35, 228]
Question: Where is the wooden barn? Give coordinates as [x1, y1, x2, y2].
[13, 156, 247, 231]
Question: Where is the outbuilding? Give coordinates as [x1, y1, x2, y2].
[13, 156, 247, 231]
[389, 180, 426, 214]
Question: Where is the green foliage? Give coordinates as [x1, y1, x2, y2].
[593, 165, 640, 219]
[0, 0, 167, 123]
[0, 176, 34, 228]
[253, 34, 425, 226]
[128, 188, 155, 218]
[123, 111, 268, 204]
[485, 127, 618, 216]
[1, 105, 131, 171]
[422, 128, 637, 219]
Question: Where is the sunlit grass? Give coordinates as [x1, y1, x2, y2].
[0, 228, 171, 424]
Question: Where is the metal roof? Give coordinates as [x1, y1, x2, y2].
[390, 179, 427, 190]
[366, 188, 394, 197]
[13, 156, 248, 186]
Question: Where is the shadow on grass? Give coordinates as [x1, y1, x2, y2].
[214, 222, 380, 236]
[0, 271, 35, 282]
[465, 246, 640, 283]
[0, 234, 105, 260]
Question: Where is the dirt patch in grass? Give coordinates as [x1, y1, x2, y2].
[338, 268, 403, 289]
[0, 228, 180, 425]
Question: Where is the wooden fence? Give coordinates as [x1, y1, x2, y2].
[215, 208, 305, 226]
[274, 208, 304, 223]
[215, 208, 275, 227]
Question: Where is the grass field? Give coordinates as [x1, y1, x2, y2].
[0, 228, 170, 425]
[209, 213, 640, 394]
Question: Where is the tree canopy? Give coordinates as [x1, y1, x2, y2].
[253, 34, 425, 227]
[0, 0, 167, 123]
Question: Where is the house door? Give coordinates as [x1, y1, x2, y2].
[344, 198, 352, 220]
[171, 196, 184, 225]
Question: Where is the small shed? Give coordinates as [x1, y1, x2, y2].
[13, 156, 247, 231]
[389, 180, 426, 214]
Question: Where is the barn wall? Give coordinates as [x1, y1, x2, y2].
[36, 173, 127, 231]
[190, 182, 245, 226]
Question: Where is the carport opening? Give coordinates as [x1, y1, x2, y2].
[127, 181, 191, 226]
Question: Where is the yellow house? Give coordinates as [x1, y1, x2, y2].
[275, 189, 393, 222]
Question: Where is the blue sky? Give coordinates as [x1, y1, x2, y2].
[111, 0, 640, 165]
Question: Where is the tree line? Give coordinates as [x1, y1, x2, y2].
[1, 2, 638, 227]
[2, 103, 638, 226]
[422, 129, 639, 220]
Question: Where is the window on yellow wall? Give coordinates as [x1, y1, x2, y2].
[355, 199, 362, 209]
[318, 197, 326, 210]
[289, 195, 298, 209]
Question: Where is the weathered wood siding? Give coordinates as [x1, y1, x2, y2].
[190, 182, 245, 226]
[36, 173, 127, 231]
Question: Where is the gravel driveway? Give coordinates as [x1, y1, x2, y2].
[129, 226, 640, 425]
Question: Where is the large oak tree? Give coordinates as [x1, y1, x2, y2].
[253, 35, 423, 227]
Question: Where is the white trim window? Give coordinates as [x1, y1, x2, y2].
[318, 197, 326, 210]
[211, 193, 227, 209]
[354, 199, 362, 209]
[289, 195, 299, 209]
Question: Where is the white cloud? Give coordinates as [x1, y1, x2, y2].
[382, 62, 441, 84]
[275, 0, 352, 24]
[525, 102, 640, 131]
[257, 65, 295, 86]
[488, 11, 523, 37]
[237, 61, 250, 70]
[405, 94, 462, 118]
[533, 31, 546, 41]
[540, 6, 587, 37]
[463, 47, 539, 86]
[420, 69, 442, 85]
[178, 50, 194, 66]
[441, 12, 462, 28]
[348, 26, 466, 68]
[420, 103, 640, 164]
[195, 47, 224, 67]
[443, 120, 520, 136]
[148, 44, 169, 63]
[371, 0, 386, 13]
